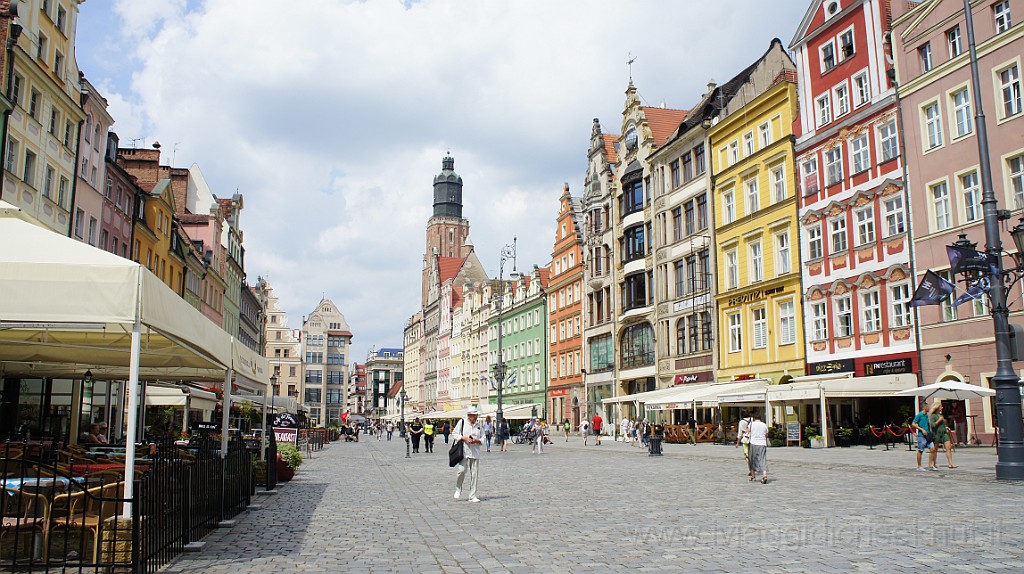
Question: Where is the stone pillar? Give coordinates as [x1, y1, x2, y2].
[100, 516, 139, 571]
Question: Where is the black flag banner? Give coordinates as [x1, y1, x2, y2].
[946, 244, 998, 275]
[910, 270, 956, 307]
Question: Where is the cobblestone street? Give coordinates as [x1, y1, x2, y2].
[162, 436, 1024, 573]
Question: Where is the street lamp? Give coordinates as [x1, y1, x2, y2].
[263, 373, 277, 462]
[399, 388, 410, 459]
[493, 238, 517, 434]
[948, 0, 1024, 480]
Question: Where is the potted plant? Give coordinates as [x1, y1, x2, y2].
[276, 443, 303, 481]
[767, 425, 786, 447]
[834, 428, 854, 447]
[809, 435, 826, 449]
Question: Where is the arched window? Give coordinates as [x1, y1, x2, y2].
[620, 323, 654, 369]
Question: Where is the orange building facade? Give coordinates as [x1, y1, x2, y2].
[548, 183, 585, 426]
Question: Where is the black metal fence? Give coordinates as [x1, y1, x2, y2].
[265, 430, 278, 491]
[1, 436, 256, 573]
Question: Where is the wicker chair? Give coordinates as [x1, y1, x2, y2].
[47, 482, 122, 564]
[1, 486, 51, 560]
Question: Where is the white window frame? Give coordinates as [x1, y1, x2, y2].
[807, 225, 823, 259]
[1008, 154, 1024, 210]
[811, 301, 828, 341]
[745, 177, 759, 215]
[961, 170, 981, 223]
[947, 25, 962, 58]
[862, 290, 881, 333]
[855, 206, 875, 246]
[919, 42, 933, 72]
[834, 82, 850, 117]
[752, 307, 767, 349]
[759, 122, 772, 147]
[830, 216, 848, 253]
[924, 101, 944, 150]
[884, 195, 906, 236]
[994, 1, 1012, 34]
[951, 86, 973, 138]
[931, 180, 952, 231]
[879, 120, 899, 162]
[998, 63, 1021, 119]
[728, 312, 742, 353]
[825, 146, 843, 185]
[775, 231, 791, 275]
[749, 240, 763, 283]
[853, 72, 870, 107]
[820, 40, 837, 72]
[839, 27, 855, 61]
[835, 295, 853, 338]
[772, 165, 787, 203]
[779, 300, 796, 345]
[802, 158, 819, 195]
[851, 133, 870, 174]
[725, 249, 738, 290]
[890, 283, 912, 328]
[816, 94, 832, 127]
[729, 141, 739, 165]
[744, 131, 755, 156]
[723, 190, 736, 223]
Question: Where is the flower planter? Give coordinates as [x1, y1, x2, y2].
[809, 437, 826, 449]
[276, 454, 296, 481]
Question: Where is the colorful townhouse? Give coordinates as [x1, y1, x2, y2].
[548, 183, 585, 425]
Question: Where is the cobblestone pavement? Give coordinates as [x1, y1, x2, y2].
[162, 435, 1024, 574]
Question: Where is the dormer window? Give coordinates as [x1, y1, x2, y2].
[825, 0, 841, 19]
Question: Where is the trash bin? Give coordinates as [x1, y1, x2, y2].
[649, 433, 664, 456]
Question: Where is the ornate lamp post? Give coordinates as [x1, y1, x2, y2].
[493, 239, 517, 433]
[399, 389, 410, 458]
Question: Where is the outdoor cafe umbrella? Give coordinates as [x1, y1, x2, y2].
[894, 381, 996, 402]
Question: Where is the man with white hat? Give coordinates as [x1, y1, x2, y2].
[452, 405, 484, 502]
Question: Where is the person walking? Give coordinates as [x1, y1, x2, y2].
[620, 417, 631, 445]
[483, 416, 494, 452]
[563, 418, 571, 442]
[592, 413, 603, 445]
[580, 419, 590, 445]
[736, 411, 753, 478]
[929, 401, 956, 469]
[498, 418, 510, 452]
[423, 419, 435, 453]
[748, 413, 769, 484]
[531, 418, 545, 454]
[453, 406, 484, 503]
[687, 415, 698, 445]
[912, 401, 937, 471]
[442, 421, 451, 444]
[409, 418, 424, 453]
[386, 421, 394, 441]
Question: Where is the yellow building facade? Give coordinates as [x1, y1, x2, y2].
[132, 178, 185, 294]
[711, 70, 804, 385]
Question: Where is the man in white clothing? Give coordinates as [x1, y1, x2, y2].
[453, 406, 484, 502]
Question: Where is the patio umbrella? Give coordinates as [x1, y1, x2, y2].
[894, 381, 996, 401]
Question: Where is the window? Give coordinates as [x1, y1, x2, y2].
[725, 249, 738, 289]
[682, 152, 693, 182]
[1009, 155, 1024, 210]
[622, 179, 644, 216]
[919, 43, 933, 72]
[9, 74, 21, 106]
[676, 319, 687, 355]
[749, 240, 763, 282]
[63, 120, 71, 147]
[853, 72, 870, 106]
[840, 29, 855, 60]
[811, 302, 828, 341]
[779, 301, 796, 344]
[745, 177, 759, 214]
[994, 1, 1012, 33]
[962, 171, 981, 222]
[752, 308, 767, 349]
[48, 108, 57, 135]
[694, 144, 706, 175]
[879, 120, 899, 161]
[623, 225, 645, 262]
[802, 158, 819, 194]
[931, 181, 952, 230]
[29, 90, 39, 119]
[773, 166, 787, 202]
[620, 323, 655, 369]
[88, 217, 97, 246]
[835, 296, 853, 337]
[684, 200, 695, 235]
[56, 5, 67, 33]
[776, 231, 791, 275]
[952, 88, 973, 138]
[760, 122, 772, 147]
[728, 312, 742, 353]
[729, 141, 739, 165]
[816, 94, 832, 126]
[862, 291, 881, 332]
[744, 132, 755, 156]
[825, 146, 843, 185]
[23, 151, 36, 186]
[821, 42, 836, 72]
[697, 194, 708, 230]
[37, 34, 47, 62]
[53, 50, 64, 79]
[835, 83, 850, 116]
[674, 259, 686, 297]
[999, 64, 1021, 118]
[622, 273, 648, 311]
[891, 283, 912, 328]
[856, 206, 875, 245]
[947, 26, 962, 58]
[4, 138, 17, 173]
[851, 134, 870, 173]
[884, 195, 906, 236]
[924, 102, 943, 149]
[808, 225, 823, 259]
[672, 206, 683, 242]
[723, 190, 736, 224]
[831, 216, 848, 252]
[670, 159, 681, 188]
[58, 176, 68, 208]
[74, 208, 84, 238]
[939, 270, 958, 321]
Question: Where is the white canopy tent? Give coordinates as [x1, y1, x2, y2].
[644, 381, 769, 410]
[0, 204, 262, 512]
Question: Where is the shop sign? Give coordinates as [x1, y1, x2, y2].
[194, 422, 220, 432]
[864, 358, 913, 376]
[273, 427, 298, 444]
[734, 374, 755, 381]
[549, 388, 569, 397]
[673, 293, 710, 313]
[273, 413, 298, 428]
[808, 359, 855, 375]
[673, 371, 712, 385]
[728, 286, 785, 307]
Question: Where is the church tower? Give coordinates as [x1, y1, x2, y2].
[423, 154, 472, 305]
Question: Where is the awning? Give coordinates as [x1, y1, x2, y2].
[766, 373, 918, 402]
[644, 381, 766, 410]
[601, 387, 682, 405]
[145, 386, 217, 411]
[232, 340, 270, 393]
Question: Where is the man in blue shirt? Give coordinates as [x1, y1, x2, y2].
[912, 401, 937, 471]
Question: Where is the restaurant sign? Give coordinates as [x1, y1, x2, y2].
[549, 388, 569, 397]
[673, 371, 712, 385]
[273, 427, 298, 444]
[864, 358, 913, 376]
[727, 286, 785, 307]
[808, 359, 855, 376]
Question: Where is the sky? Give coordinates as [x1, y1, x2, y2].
[74, 0, 811, 365]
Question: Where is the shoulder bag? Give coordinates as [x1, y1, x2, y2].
[448, 419, 465, 467]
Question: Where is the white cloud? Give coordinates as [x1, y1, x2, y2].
[76, 0, 809, 360]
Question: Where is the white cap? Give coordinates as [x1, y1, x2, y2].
[467, 406, 479, 415]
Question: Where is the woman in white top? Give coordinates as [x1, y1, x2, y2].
[452, 407, 484, 502]
[747, 413, 769, 484]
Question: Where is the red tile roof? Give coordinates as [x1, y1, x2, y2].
[536, 267, 550, 289]
[602, 134, 619, 164]
[178, 213, 210, 224]
[642, 107, 689, 147]
[386, 380, 404, 399]
[451, 285, 463, 308]
[438, 257, 465, 283]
